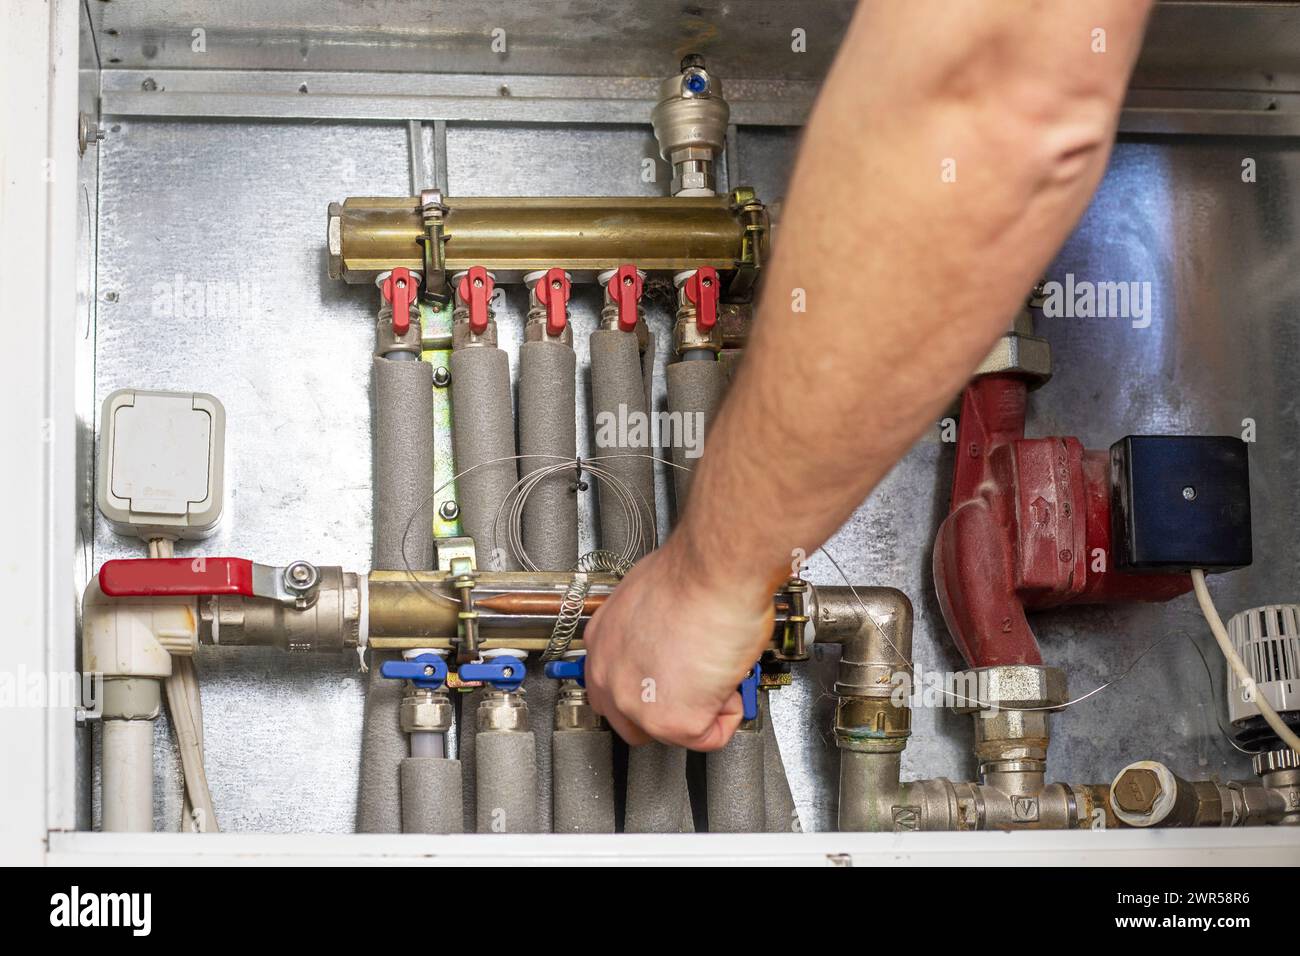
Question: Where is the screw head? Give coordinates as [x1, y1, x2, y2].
[432, 366, 451, 388]
[438, 500, 460, 520]
[283, 560, 320, 593]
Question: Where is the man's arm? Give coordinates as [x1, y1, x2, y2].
[584, 0, 1155, 749]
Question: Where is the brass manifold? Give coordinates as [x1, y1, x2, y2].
[326, 189, 769, 291]
[199, 568, 801, 656]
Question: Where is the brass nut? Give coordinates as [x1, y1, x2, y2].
[835, 696, 911, 753]
[477, 694, 529, 733]
[1114, 768, 1162, 815]
[555, 700, 605, 732]
[400, 694, 453, 734]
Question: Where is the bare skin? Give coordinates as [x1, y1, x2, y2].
[584, 0, 1155, 750]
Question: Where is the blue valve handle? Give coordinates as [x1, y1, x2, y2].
[380, 653, 448, 690]
[739, 662, 761, 722]
[458, 655, 527, 692]
[544, 656, 586, 687]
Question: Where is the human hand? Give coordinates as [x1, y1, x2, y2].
[582, 533, 774, 750]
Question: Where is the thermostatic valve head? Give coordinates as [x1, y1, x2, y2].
[1227, 604, 1300, 750]
[652, 54, 730, 197]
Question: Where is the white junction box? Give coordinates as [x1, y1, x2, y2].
[97, 388, 226, 541]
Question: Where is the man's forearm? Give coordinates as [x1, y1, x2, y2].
[673, 0, 1154, 609]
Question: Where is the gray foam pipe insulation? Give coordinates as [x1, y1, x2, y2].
[451, 342, 549, 833]
[475, 729, 539, 833]
[664, 352, 797, 832]
[553, 728, 617, 832]
[451, 346, 520, 574]
[590, 326, 666, 832]
[359, 356, 439, 834]
[518, 337, 581, 833]
[590, 329, 657, 554]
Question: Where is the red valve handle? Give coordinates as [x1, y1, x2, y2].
[457, 266, 494, 336]
[685, 267, 719, 331]
[607, 264, 643, 333]
[99, 557, 255, 598]
[382, 267, 417, 337]
[535, 268, 571, 337]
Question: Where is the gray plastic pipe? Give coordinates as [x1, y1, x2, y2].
[590, 328, 656, 555]
[102, 719, 154, 832]
[451, 346, 520, 571]
[359, 354, 436, 833]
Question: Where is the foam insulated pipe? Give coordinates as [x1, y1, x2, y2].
[590, 329, 657, 555]
[518, 340, 579, 570]
[622, 354, 729, 833]
[102, 719, 154, 832]
[451, 346, 519, 571]
[706, 727, 767, 832]
[371, 357, 435, 570]
[400, 757, 465, 834]
[664, 357, 726, 509]
[518, 339, 580, 833]
[357, 652, 406, 833]
[625, 742, 694, 833]
[360, 355, 437, 834]
[553, 728, 616, 833]
[476, 730, 540, 833]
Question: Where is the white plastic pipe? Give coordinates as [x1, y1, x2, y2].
[102, 718, 154, 832]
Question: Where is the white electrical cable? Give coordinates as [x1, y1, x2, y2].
[150, 537, 220, 832]
[1191, 568, 1300, 753]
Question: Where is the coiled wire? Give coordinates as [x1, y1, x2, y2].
[493, 458, 648, 661]
[543, 550, 636, 662]
[493, 457, 653, 573]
